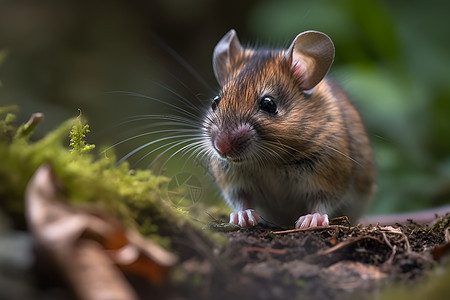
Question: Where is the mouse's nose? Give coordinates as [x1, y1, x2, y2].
[213, 123, 253, 156]
[214, 134, 232, 153]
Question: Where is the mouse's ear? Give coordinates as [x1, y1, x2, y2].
[286, 31, 335, 90]
[213, 29, 243, 86]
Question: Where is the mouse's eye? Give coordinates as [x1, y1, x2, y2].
[211, 96, 221, 111]
[259, 96, 278, 114]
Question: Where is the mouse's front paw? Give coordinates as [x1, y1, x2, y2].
[229, 209, 260, 227]
[295, 213, 329, 229]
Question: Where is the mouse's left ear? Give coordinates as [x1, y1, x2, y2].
[213, 29, 243, 86]
[286, 31, 335, 90]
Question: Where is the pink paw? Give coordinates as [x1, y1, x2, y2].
[295, 213, 329, 229]
[229, 209, 260, 227]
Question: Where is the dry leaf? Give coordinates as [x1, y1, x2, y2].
[26, 164, 177, 300]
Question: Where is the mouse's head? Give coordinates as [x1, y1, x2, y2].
[203, 29, 335, 165]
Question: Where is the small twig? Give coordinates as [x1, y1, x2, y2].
[381, 231, 393, 249]
[380, 226, 436, 265]
[314, 236, 382, 257]
[381, 231, 396, 265]
[377, 225, 411, 254]
[401, 231, 412, 254]
[204, 210, 219, 222]
[272, 224, 351, 235]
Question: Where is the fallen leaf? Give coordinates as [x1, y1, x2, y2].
[26, 164, 177, 299]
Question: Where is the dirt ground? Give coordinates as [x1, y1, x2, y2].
[167, 216, 449, 300]
[4, 212, 449, 300]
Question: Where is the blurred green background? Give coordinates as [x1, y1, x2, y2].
[1, 0, 449, 214]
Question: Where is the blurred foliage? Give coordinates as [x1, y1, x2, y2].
[0, 0, 449, 214]
[0, 106, 178, 245]
[376, 262, 450, 300]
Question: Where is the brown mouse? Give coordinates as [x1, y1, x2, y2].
[202, 29, 376, 228]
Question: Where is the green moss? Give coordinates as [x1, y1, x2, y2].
[0, 105, 18, 143]
[0, 106, 202, 247]
[69, 110, 95, 154]
[431, 213, 450, 232]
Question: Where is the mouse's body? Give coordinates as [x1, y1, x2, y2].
[203, 30, 376, 228]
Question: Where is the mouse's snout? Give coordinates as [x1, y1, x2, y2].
[212, 123, 254, 161]
[214, 133, 232, 154]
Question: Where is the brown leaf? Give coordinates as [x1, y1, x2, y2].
[26, 164, 177, 299]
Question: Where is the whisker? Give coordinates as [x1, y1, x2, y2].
[263, 132, 361, 167]
[104, 128, 199, 154]
[166, 72, 213, 106]
[124, 114, 201, 125]
[136, 139, 185, 168]
[144, 137, 206, 171]
[150, 34, 216, 94]
[182, 142, 211, 170]
[149, 81, 205, 114]
[107, 91, 200, 121]
[297, 136, 361, 167]
[139, 137, 203, 169]
[193, 144, 215, 166]
[120, 122, 200, 139]
[163, 139, 206, 165]
[117, 133, 203, 165]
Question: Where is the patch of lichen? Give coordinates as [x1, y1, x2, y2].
[0, 107, 195, 246]
[431, 213, 450, 232]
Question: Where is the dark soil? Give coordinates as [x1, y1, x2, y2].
[4, 215, 449, 300]
[168, 216, 449, 300]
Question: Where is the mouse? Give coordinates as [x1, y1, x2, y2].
[202, 29, 377, 229]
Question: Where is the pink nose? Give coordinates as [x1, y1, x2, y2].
[214, 135, 232, 153]
[213, 124, 252, 154]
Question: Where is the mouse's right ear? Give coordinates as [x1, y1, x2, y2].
[213, 29, 243, 86]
